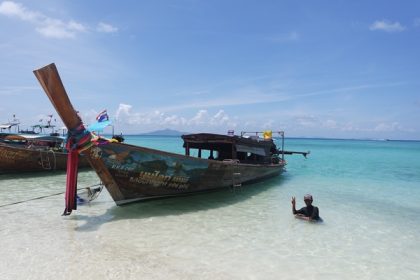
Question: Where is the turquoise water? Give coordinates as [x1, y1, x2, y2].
[1, 137, 419, 279]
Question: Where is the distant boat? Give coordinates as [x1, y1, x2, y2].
[0, 133, 90, 174]
[21, 114, 58, 135]
[33, 63, 309, 214]
[0, 115, 20, 133]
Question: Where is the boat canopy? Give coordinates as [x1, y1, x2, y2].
[182, 133, 277, 163]
[236, 144, 267, 156]
[0, 123, 19, 130]
[2, 134, 65, 144]
[0, 124, 13, 129]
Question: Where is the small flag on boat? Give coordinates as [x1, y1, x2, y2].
[88, 109, 112, 132]
[96, 110, 109, 122]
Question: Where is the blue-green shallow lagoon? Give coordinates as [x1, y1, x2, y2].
[1, 137, 419, 279]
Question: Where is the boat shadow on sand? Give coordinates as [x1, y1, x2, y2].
[73, 176, 286, 232]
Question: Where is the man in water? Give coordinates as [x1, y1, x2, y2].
[291, 194, 320, 221]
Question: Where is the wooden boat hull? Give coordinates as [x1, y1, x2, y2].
[88, 142, 285, 205]
[0, 143, 90, 174]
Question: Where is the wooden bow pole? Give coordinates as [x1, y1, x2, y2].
[33, 63, 124, 215]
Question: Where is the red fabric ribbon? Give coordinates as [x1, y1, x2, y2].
[63, 149, 79, 215]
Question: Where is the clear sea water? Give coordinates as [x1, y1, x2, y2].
[1, 136, 419, 280]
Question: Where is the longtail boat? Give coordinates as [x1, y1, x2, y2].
[0, 133, 90, 174]
[33, 63, 309, 215]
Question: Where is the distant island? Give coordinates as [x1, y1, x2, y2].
[139, 128, 188, 136]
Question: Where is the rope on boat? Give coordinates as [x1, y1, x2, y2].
[62, 124, 111, 215]
[50, 149, 57, 170]
[63, 124, 94, 216]
[39, 149, 57, 170]
[0, 183, 103, 209]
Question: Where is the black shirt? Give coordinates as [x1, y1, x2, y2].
[296, 205, 320, 220]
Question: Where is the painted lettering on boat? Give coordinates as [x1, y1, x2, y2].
[129, 171, 189, 190]
[110, 163, 135, 172]
[0, 149, 25, 161]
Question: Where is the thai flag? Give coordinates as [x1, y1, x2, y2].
[96, 109, 109, 122]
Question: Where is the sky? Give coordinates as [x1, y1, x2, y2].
[0, 0, 419, 140]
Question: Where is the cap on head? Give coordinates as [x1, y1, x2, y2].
[304, 194, 313, 201]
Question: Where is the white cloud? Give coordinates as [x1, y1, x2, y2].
[244, 120, 257, 128]
[210, 110, 230, 126]
[0, 0, 39, 21]
[114, 104, 236, 130]
[163, 115, 187, 126]
[155, 83, 402, 113]
[81, 109, 101, 125]
[373, 122, 400, 132]
[97, 22, 118, 33]
[263, 120, 274, 129]
[96, 104, 419, 138]
[188, 110, 236, 128]
[188, 110, 209, 125]
[414, 18, 420, 27]
[0, 1, 86, 38]
[268, 31, 300, 43]
[36, 19, 87, 39]
[115, 103, 189, 127]
[323, 119, 338, 129]
[324, 121, 413, 135]
[369, 20, 406, 33]
[115, 103, 132, 120]
[68, 20, 87, 32]
[0, 1, 116, 38]
[294, 115, 319, 128]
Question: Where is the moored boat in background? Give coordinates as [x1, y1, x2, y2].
[0, 133, 90, 174]
[0, 115, 20, 134]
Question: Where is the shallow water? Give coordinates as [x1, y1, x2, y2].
[1, 137, 419, 279]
